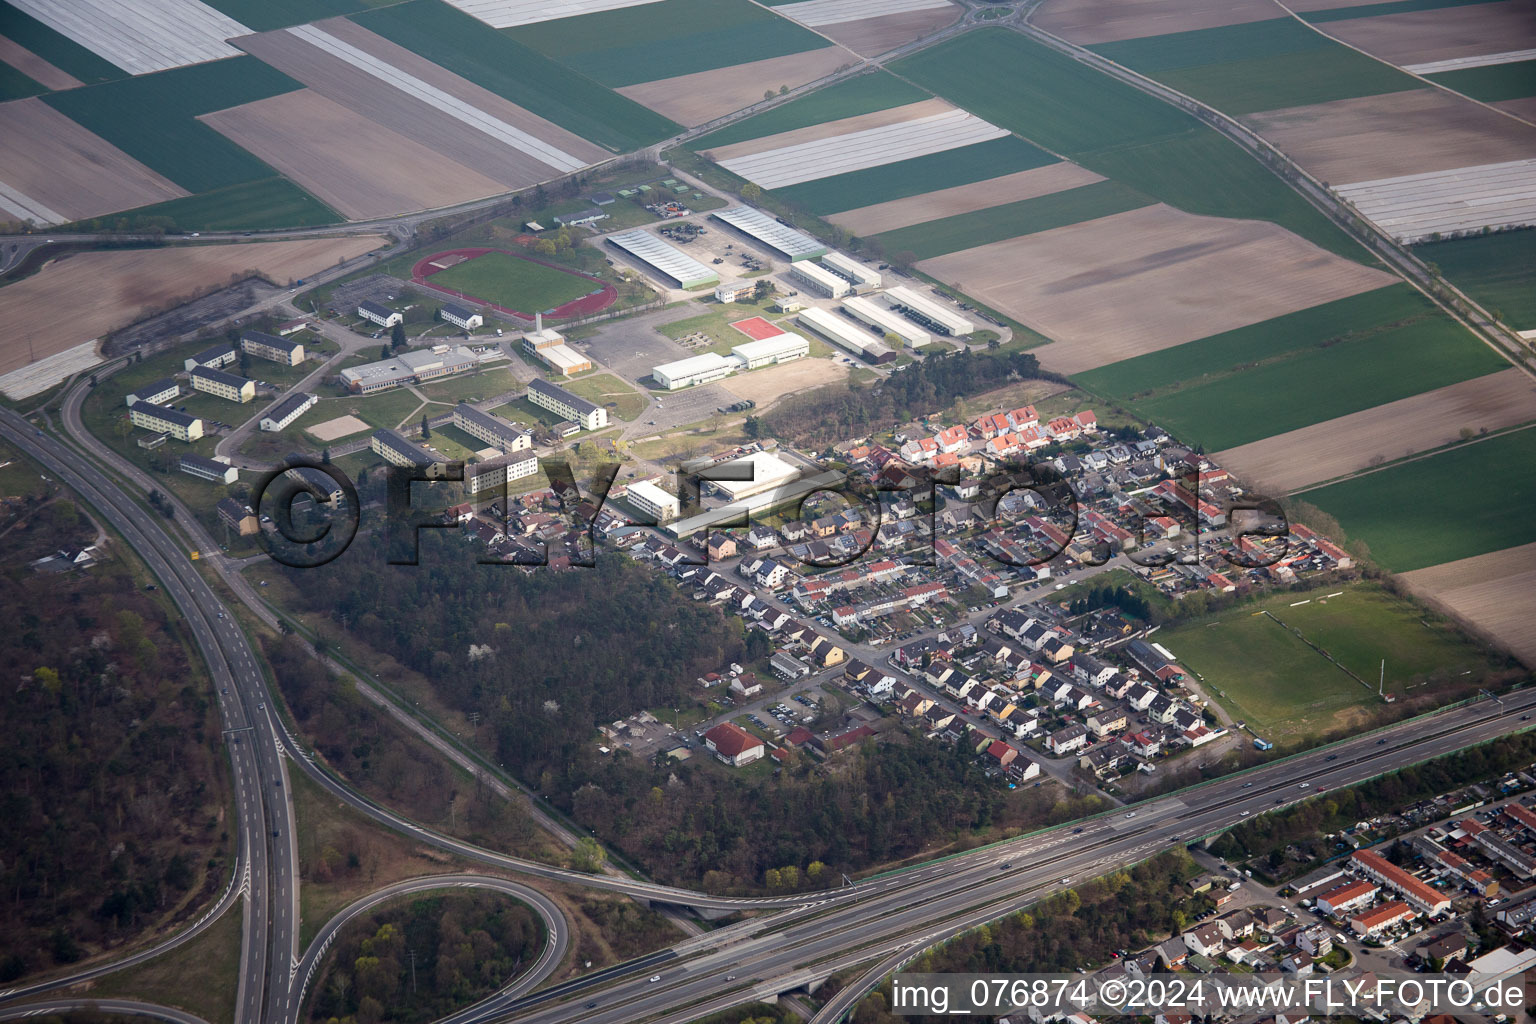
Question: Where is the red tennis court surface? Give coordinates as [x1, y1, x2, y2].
[730, 316, 788, 340]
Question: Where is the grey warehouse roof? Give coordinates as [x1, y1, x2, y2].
[711, 207, 828, 261]
[606, 228, 718, 286]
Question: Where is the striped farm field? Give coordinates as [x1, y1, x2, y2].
[0, 2, 123, 83]
[202, 0, 372, 30]
[1425, 58, 1536, 101]
[507, 0, 832, 88]
[871, 179, 1153, 259]
[827, 162, 1105, 235]
[0, 60, 45, 101]
[1304, 424, 1536, 572]
[1122, 314, 1509, 451]
[439, 0, 666, 29]
[43, 57, 304, 194]
[6, 0, 249, 75]
[774, 134, 1055, 214]
[352, 0, 678, 152]
[691, 71, 930, 151]
[762, 0, 961, 56]
[1414, 231, 1536, 330]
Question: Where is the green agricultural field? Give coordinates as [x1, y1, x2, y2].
[562, 373, 647, 421]
[775, 135, 1056, 215]
[1303, 424, 1536, 571]
[1302, 0, 1491, 23]
[0, 1, 123, 84]
[351, 1, 678, 152]
[1426, 59, 1536, 102]
[103, 178, 339, 232]
[1091, 19, 1419, 113]
[427, 253, 598, 314]
[1075, 284, 1431, 400]
[508, 0, 828, 88]
[43, 57, 302, 194]
[202, 0, 371, 31]
[873, 180, 1153, 259]
[1127, 318, 1507, 450]
[1158, 583, 1497, 741]
[0, 61, 45, 101]
[1415, 231, 1536, 330]
[691, 72, 931, 150]
[892, 30, 1364, 259]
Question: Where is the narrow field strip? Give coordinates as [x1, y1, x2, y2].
[0, 179, 63, 224]
[827, 162, 1103, 235]
[286, 23, 587, 173]
[719, 109, 1008, 188]
[773, 0, 952, 27]
[1407, 47, 1536, 73]
[444, 0, 663, 29]
[8, 0, 248, 74]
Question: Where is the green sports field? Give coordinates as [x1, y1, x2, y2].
[775, 135, 1057, 215]
[1426, 59, 1536, 102]
[1302, 425, 1536, 572]
[1158, 583, 1497, 741]
[507, 0, 829, 88]
[1074, 284, 1431, 400]
[427, 253, 598, 314]
[354, 1, 678, 152]
[692, 72, 931, 151]
[872, 180, 1153, 259]
[1124, 317, 1507, 451]
[1414, 232, 1536, 330]
[892, 30, 1364, 259]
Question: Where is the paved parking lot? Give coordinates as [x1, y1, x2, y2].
[575, 306, 689, 382]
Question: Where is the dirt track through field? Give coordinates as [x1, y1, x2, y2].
[1401, 539, 1536, 667]
[827, 162, 1103, 234]
[1031, 0, 1284, 44]
[1214, 368, 1536, 493]
[820, 5, 962, 55]
[1320, 2, 1536, 68]
[0, 237, 384, 376]
[616, 46, 855, 126]
[918, 203, 1394, 373]
[202, 90, 510, 221]
[1245, 89, 1536, 183]
[706, 98, 955, 160]
[0, 34, 82, 90]
[0, 98, 187, 223]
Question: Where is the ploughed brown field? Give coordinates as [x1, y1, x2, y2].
[1319, 1, 1536, 67]
[1031, 0, 1282, 44]
[1243, 88, 1536, 184]
[0, 238, 385, 375]
[1214, 368, 1536, 494]
[917, 203, 1394, 373]
[202, 90, 510, 221]
[704, 98, 955, 161]
[819, 4, 963, 56]
[616, 46, 854, 126]
[0, 98, 187, 223]
[0, 33, 81, 90]
[1496, 97, 1536, 123]
[1402, 540, 1536, 667]
[827, 162, 1104, 234]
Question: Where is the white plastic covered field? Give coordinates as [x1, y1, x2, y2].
[439, 0, 665, 29]
[7, 0, 249, 74]
[1335, 158, 1536, 242]
[772, 0, 954, 27]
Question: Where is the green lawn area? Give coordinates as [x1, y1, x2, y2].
[43, 57, 304, 193]
[92, 903, 242, 1024]
[497, 396, 567, 429]
[892, 30, 1364, 259]
[1091, 18, 1420, 114]
[419, 423, 482, 462]
[507, 0, 828, 88]
[415, 366, 524, 406]
[1302, 424, 1536, 571]
[1157, 583, 1499, 741]
[0, 440, 48, 499]
[353, 0, 679, 151]
[427, 252, 600, 315]
[1426, 59, 1536, 102]
[562, 373, 647, 421]
[656, 295, 784, 354]
[775, 135, 1056, 215]
[1415, 231, 1536, 330]
[1124, 317, 1508, 450]
[313, 389, 426, 432]
[100, 177, 340, 232]
[873, 180, 1153, 260]
[1074, 284, 1430, 400]
[691, 71, 932, 150]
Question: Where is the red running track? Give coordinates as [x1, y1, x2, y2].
[411, 247, 618, 321]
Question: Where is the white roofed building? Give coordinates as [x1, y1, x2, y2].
[625, 479, 681, 523]
[843, 295, 931, 347]
[607, 229, 718, 288]
[821, 251, 881, 290]
[787, 260, 850, 298]
[711, 207, 828, 261]
[885, 285, 975, 336]
[797, 307, 894, 363]
[653, 352, 741, 390]
[731, 333, 807, 368]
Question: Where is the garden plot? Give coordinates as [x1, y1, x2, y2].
[828, 162, 1102, 235]
[718, 108, 1009, 188]
[1245, 89, 1536, 184]
[1334, 158, 1536, 242]
[0, 98, 187, 224]
[1407, 47, 1536, 74]
[8, 0, 249, 75]
[1320, 2, 1536, 69]
[1031, 0, 1282, 45]
[615, 46, 852, 126]
[443, 0, 664, 28]
[918, 203, 1394, 373]
[236, 20, 604, 189]
[201, 89, 508, 221]
[1213, 368, 1536, 494]
[1402, 541, 1536, 668]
